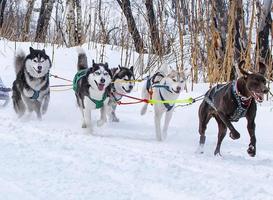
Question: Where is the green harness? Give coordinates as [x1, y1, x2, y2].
[73, 69, 107, 109]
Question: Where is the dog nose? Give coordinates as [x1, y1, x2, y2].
[263, 87, 269, 94]
[100, 78, 105, 83]
[177, 86, 181, 92]
[38, 66, 42, 70]
[129, 85, 133, 90]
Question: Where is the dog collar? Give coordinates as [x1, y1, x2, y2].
[233, 80, 253, 107]
[230, 80, 252, 121]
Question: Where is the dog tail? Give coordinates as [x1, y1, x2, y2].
[77, 48, 88, 71]
[15, 50, 25, 75]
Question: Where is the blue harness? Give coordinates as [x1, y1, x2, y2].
[30, 74, 49, 100]
[146, 73, 174, 112]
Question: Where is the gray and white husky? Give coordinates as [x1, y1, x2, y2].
[73, 51, 112, 133]
[12, 47, 51, 119]
[141, 70, 185, 141]
[108, 66, 135, 122]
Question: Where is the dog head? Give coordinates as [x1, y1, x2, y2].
[162, 70, 185, 94]
[238, 60, 269, 103]
[25, 47, 51, 78]
[112, 65, 135, 93]
[87, 60, 112, 91]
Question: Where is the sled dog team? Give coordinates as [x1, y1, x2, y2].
[11, 47, 269, 157]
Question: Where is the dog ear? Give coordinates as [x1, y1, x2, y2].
[92, 59, 95, 67]
[29, 47, 34, 53]
[118, 65, 122, 70]
[130, 66, 134, 72]
[238, 60, 249, 77]
[42, 49, 46, 54]
[105, 62, 109, 68]
[258, 62, 267, 75]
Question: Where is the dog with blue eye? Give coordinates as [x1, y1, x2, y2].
[141, 69, 185, 141]
[12, 47, 51, 119]
[73, 51, 112, 133]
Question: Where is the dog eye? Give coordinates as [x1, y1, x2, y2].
[172, 78, 177, 82]
[33, 59, 38, 63]
[40, 59, 44, 63]
[103, 72, 109, 76]
[95, 71, 101, 75]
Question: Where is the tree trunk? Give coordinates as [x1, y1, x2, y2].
[234, 0, 247, 62]
[214, 0, 228, 48]
[116, 0, 146, 54]
[35, 0, 55, 42]
[145, 0, 163, 56]
[22, 0, 36, 41]
[75, 0, 83, 45]
[0, 0, 7, 28]
[98, 0, 108, 44]
[66, 0, 76, 46]
[257, 0, 272, 67]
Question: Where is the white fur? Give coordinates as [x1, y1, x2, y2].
[80, 66, 112, 133]
[25, 58, 51, 78]
[141, 70, 185, 141]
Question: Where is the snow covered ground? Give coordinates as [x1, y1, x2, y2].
[1, 40, 273, 200]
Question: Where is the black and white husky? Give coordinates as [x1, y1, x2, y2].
[12, 47, 51, 119]
[73, 51, 112, 133]
[108, 66, 135, 122]
[141, 70, 185, 141]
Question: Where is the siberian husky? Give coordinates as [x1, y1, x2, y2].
[141, 70, 184, 141]
[12, 47, 51, 119]
[108, 65, 135, 122]
[73, 51, 112, 133]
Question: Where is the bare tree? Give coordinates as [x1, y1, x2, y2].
[145, 0, 163, 56]
[0, 0, 7, 28]
[22, 0, 36, 41]
[116, 0, 146, 53]
[75, 0, 83, 44]
[35, 0, 55, 42]
[257, 0, 272, 70]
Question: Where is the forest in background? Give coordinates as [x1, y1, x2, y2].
[0, 0, 272, 84]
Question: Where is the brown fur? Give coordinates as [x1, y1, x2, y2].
[198, 60, 269, 157]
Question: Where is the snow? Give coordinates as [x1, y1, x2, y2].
[1, 39, 273, 200]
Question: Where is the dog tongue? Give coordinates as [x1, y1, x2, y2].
[253, 92, 264, 103]
[98, 83, 105, 91]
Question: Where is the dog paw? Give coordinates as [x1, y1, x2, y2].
[112, 117, 120, 122]
[195, 145, 204, 154]
[97, 119, 106, 127]
[229, 131, 240, 140]
[247, 145, 256, 157]
[82, 123, 87, 128]
[214, 149, 222, 156]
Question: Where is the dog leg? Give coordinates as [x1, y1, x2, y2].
[217, 111, 240, 140]
[162, 110, 173, 140]
[97, 105, 107, 127]
[110, 103, 119, 122]
[42, 92, 50, 115]
[83, 107, 92, 132]
[154, 107, 163, 141]
[33, 101, 42, 120]
[197, 102, 211, 153]
[141, 84, 149, 115]
[246, 115, 256, 157]
[12, 86, 26, 117]
[214, 116, 227, 156]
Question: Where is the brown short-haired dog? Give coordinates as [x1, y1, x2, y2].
[197, 61, 269, 157]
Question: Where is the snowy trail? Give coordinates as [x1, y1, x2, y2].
[1, 41, 273, 199]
